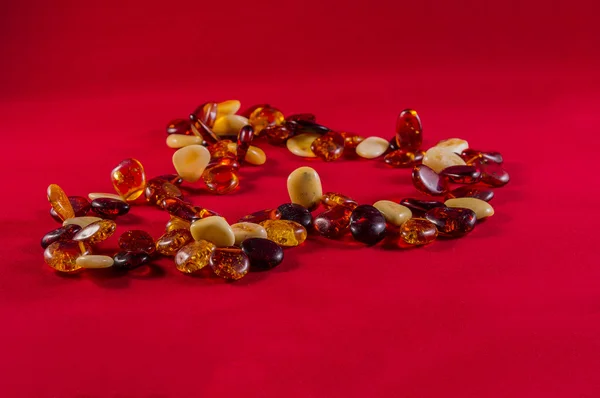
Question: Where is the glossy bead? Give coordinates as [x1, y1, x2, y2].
[154, 174, 184, 186]
[165, 216, 191, 232]
[72, 220, 117, 245]
[313, 206, 352, 238]
[249, 106, 285, 135]
[156, 229, 193, 256]
[399, 198, 446, 216]
[88, 192, 125, 202]
[439, 165, 482, 184]
[265, 125, 294, 145]
[172, 145, 211, 183]
[41, 224, 82, 249]
[445, 198, 495, 219]
[479, 163, 510, 187]
[310, 131, 345, 161]
[286, 133, 319, 157]
[356, 136, 389, 159]
[76, 255, 114, 268]
[260, 220, 307, 247]
[47, 184, 75, 221]
[424, 207, 476, 238]
[202, 164, 239, 194]
[435, 138, 469, 154]
[287, 167, 323, 211]
[209, 247, 250, 280]
[208, 155, 240, 172]
[175, 240, 216, 273]
[400, 218, 438, 246]
[213, 115, 249, 136]
[388, 136, 399, 151]
[412, 164, 449, 196]
[166, 118, 193, 135]
[240, 103, 270, 118]
[286, 113, 316, 123]
[216, 100, 241, 117]
[238, 209, 281, 224]
[190, 216, 234, 247]
[50, 196, 90, 222]
[236, 125, 254, 163]
[144, 178, 183, 206]
[384, 149, 424, 168]
[111, 158, 146, 201]
[208, 140, 235, 158]
[190, 102, 218, 128]
[349, 205, 387, 244]
[322, 192, 358, 210]
[91, 198, 130, 219]
[339, 131, 365, 149]
[63, 216, 103, 228]
[460, 149, 504, 165]
[395, 109, 422, 151]
[190, 119, 220, 145]
[162, 197, 199, 222]
[446, 186, 494, 202]
[231, 222, 268, 246]
[422, 147, 466, 173]
[44, 241, 92, 273]
[113, 250, 152, 270]
[166, 134, 204, 148]
[277, 203, 313, 229]
[119, 230, 155, 254]
[372, 200, 412, 226]
[241, 238, 284, 270]
[286, 119, 330, 135]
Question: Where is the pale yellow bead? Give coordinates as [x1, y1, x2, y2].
[356, 136, 389, 159]
[422, 147, 466, 173]
[63, 216, 103, 228]
[216, 100, 241, 117]
[373, 200, 412, 226]
[286, 133, 319, 158]
[435, 138, 469, 154]
[287, 166, 323, 211]
[444, 198, 494, 219]
[213, 115, 249, 136]
[88, 193, 125, 202]
[190, 216, 235, 247]
[166, 134, 204, 149]
[231, 222, 268, 246]
[76, 255, 114, 268]
[172, 145, 211, 183]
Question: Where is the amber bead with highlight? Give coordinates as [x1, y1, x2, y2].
[190, 102, 218, 128]
[41, 224, 82, 249]
[446, 186, 494, 202]
[314, 206, 352, 238]
[91, 198, 130, 219]
[238, 209, 281, 224]
[241, 238, 284, 270]
[479, 163, 510, 187]
[395, 109, 422, 151]
[113, 250, 152, 270]
[154, 174, 184, 186]
[286, 119, 330, 135]
[236, 125, 254, 163]
[209, 247, 250, 280]
[156, 229, 193, 256]
[399, 198, 446, 216]
[322, 192, 358, 210]
[460, 149, 504, 165]
[44, 240, 92, 273]
[167, 118, 193, 136]
[111, 158, 146, 201]
[50, 196, 90, 222]
[339, 132, 365, 149]
[287, 113, 316, 123]
[349, 205, 387, 245]
[165, 216, 191, 232]
[424, 207, 476, 238]
[161, 197, 199, 222]
[145, 178, 183, 206]
[202, 164, 239, 194]
[277, 203, 312, 229]
[412, 164, 449, 196]
[119, 230, 155, 254]
[399, 218, 438, 246]
[384, 149, 424, 168]
[175, 240, 216, 273]
[260, 220, 307, 247]
[439, 165, 482, 184]
[310, 131, 345, 161]
[72, 220, 117, 245]
[208, 140, 235, 158]
[249, 106, 285, 135]
[47, 184, 75, 221]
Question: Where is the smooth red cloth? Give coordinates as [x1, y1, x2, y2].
[1, 1, 599, 397]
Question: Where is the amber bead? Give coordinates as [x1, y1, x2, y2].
[50, 196, 90, 222]
[439, 165, 482, 184]
[113, 250, 152, 270]
[154, 174, 184, 186]
[286, 119, 330, 136]
[479, 163, 510, 187]
[388, 136, 399, 151]
[349, 205, 387, 245]
[395, 109, 422, 151]
[240, 103, 270, 118]
[156, 229, 193, 256]
[111, 158, 146, 201]
[236, 125, 254, 163]
[44, 240, 92, 273]
[446, 186, 494, 202]
[165, 216, 192, 232]
[190, 102, 218, 128]
[209, 247, 250, 280]
[119, 230, 155, 254]
[314, 206, 352, 238]
[202, 164, 239, 195]
[166, 118, 193, 135]
[47, 184, 75, 221]
[72, 220, 117, 245]
[175, 240, 216, 273]
[424, 207, 476, 238]
[260, 220, 307, 247]
[238, 209, 281, 224]
[91, 198, 130, 219]
[249, 106, 285, 135]
[265, 125, 294, 145]
[161, 197, 199, 222]
[310, 131, 345, 162]
[41, 224, 82, 249]
[208, 140, 235, 158]
[399, 218, 438, 246]
[191, 118, 220, 145]
[145, 178, 183, 206]
[339, 131, 365, 150]
[241, 238, 284, 270]
[322, 192, 358, 210]
[287, 113, 316, 123]
[460, 149, 504, 165]
[384, 149, 425, 168]
[399, 198, 446, 216]
[412, 164, 449, 196]
[277, 203, 312, 229]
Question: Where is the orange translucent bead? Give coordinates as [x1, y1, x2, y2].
[190, 102, 218, 128]
[384, 149, 425, 168]
[208, 140, 235, 158]
[208, 156, 240, 171]
[165, 216, 191, 232]
[144, 177, 183, 206]
[260, 220, 307, 247]
[44, 240, 92, 273]
[166, 118, 193, 136]
[209, 247, 250, 280]
[265, 125, 294, 145]
[399, 218, 438, 246]
[238, 209, 281, 224]
[47, 184, 75, 221]
[236, 125, 254, 163]
[156, 229, 193, 256]
[310, 131, 345, 162]
[111, 158, 146, 201]
[175, 240, 216, 273]
[314, 205, 352, 238]
[249, 106, 285, 135]
[322, 192, 358, 210]
[395, 109, 422, 151]
[118, 230, 155, 254]
[339, 131, 365, 149]
[72, 220, 117, 245]
[202, 164, 239, 195]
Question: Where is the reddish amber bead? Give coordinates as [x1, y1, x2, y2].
[208, 140, 235, 158]
[310, 131, 345, 162]
[286, 119, 330, 135]
[72, 220, 117, 244]
[439, 165, 482, 184]
[50, 196, 90, 222]
[412, 164, 449, 196]
[446, 186, 494, 202]
[248, 105, 285, 135]
[161, 197, 199, 222]
[156, 229, 193, 256]
[193, 208, 220, 220]
[395, 109, 422, 151]
[202, 164, 239, 195]
[322, 192, 358, 210]
[119, 230, 155, 254]
[111, 158, 146, 201]
[241, 238, 284, 271]
[424, 207, 476, 238]
[44, 240, 92, 273]
[479, 163, 510, 187]
[236, 125, 254, 163]
[349, 205, 387, 245]
[384, 149, 425, 168]
[166, 118, 193, 135]
[460, 149, 503, 165]
[388, 136, 399, 151]
[277, 203, 312, 229]
[399, 218, 438, 246]
[41, 224, 82, 249]
[314, 205, 352, 238]
[191, 118, 219, 145]
[240, 103, 270, 118]
[113, 250, 152, 270]
[238, 209, 281, 224]
[209, 247, 250, 280]
[339, 131, 365, 150]
[190, 102, 218, 128]
[399, 198, 446, 216]
[287, 113, 316, 123]
[208, 156, 240, 171]
[145, 178, 183, 206]
[154, 174, 184, 186]
[265, 125, 294, 145]
[91, 198, 130, 219]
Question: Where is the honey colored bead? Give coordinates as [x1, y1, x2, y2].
[113, 250, 152, 270]
[241, 238, 284, 270]
[260, 220, 307, 247]
[91, 198, 130, 219]
[400, 218, 438, 246]
[435, 138, 469, 154]
[208, 156, 240, 171]
[314, 206, 352, 238]
[310, 131, 345, 161]
[395, 109, 422, 151]
[249, 106, 285, 135]
[166, 134, 204, 148]
[349, 205, 387, 245]
[384, 149, 424, 168]
[445, 198, 495, 219]
[119, 230, 155, 254]
[63, 216, 103, 228]
[231, 222, 268, 246]
[190, 102, 218, 128]
[44, 241, 92, 273]
[265, 125, 294, 145]
[322, 192, 358, 210]
[165, 216, 191, 232]
[190, 216, 235, 247]
[439, 165, 482, 184]
[373, 200, 412, 226]
[399, 198, 446, 216]
[213, 115, 249, 136]
[237, 125, 254, 163]
[286, 133, 319, 158]
[50, 196, 90, 222]
[424, 207, 476, 238]
[144, 178, 183, 206]
[166, 118, 193, 135]
[238, 209, 281, 224]
[172, 144, 211, 183]
[156, 229, 193, 256]
[446, 186, 494, 202]
[76, 255, 114, 268]
[72, 220, 117, 245]
[216, 100, 241, 117]
[356, 136, 389, 159]
[479, 163, 510, 187]
[287, 166, 323, 211]
[88, 193, 126, 202]
[41, 224, 82, 249]
[202, 164, 239, 194]
[175, 240, 216, 273]
[209, 247, 250, 280]
[339, 131, 365, 149]
[47, 184, 75, 221]
[422, 147, 466, 173]
[111, 158, 146, 201]
[412, 164, 449, 196]
[208, 140, 235, 158]
[162, 197, 199, 221]
[277, 203, 313, 228]
[245, 145, 266, 165]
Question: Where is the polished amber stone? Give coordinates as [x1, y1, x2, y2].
[208, 140, 235, 158]
[166, 118, 193, 135]
[322, 192, 358, 210]
[161, 197, 199, 221]
[240, 103, 270, 118]
[154, 174, 184, 186]
[249, 106, 285, 135]
[339, 131, 365, 149]
[260, 220, 307, 247]
[209, 247, 250, 280]
[310, 131, 345, 162]
[238, 209, 281, 224]
[47, 184, 75, 221]
[208, 155, 240, 171]
[44, 240, 92, 273]
[388, 136, 399, 151]
[277, 203, 312, 229]
[202, 164, 239, 194]
[479, 163, 510, 187]
[165, 216, 191, 232]
[460, 149, 504, 165]
[314, 205, 352, 238]
[156, 229, 193, 256]
[286, 113, 316, 123]
[50, 196, 90, 222]
[384, 149, 425, 168]
[399, 218, 438, 246]
[395, 109, 422, 151]
[412, 164, 449, 195]
[72, 219, 117, 245]
[241, 238, 284, 270]
[190, 102, 218, 128]
[190, 118, 220, 145]
[349, 205, 387, 245]
[41, 224, 82, 249]
[111, 158, 146, 201]
[145, 178, 183, 206]
[265, 125, 294, 145]
[399, 198, 446, 216]
[175, 240, 216, 273]
[236, 125, 254, 163]
[91, 198, 130, 219]
[424, 207, 476, 238]
[119, 230, 155, 254]
[445, 186, 494, 202]
[113, 250, 152, 270]
[439, 165, 482, 184]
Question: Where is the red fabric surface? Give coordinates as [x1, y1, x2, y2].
[1, 1, 600, 397]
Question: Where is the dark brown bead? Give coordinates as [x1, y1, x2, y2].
[388, 136, 399, 151]
[238, 209, 281, 224]
[209, 247, 250, 280]
[399, 198, 446, 216]
[310, 131, 345, 162]
[286, 113, 316, 123]
[412, 164, 449, 195]
[460, 149, 504, 165]
[113, 250, 152, 270]
[265, 125, 294, 145]
[91, 198, 130, 219]
[479, 163, 510, 187]
[41, 224, 82, 249]
[50, 196, 90, 222]
[166, 118, 193, 135]
[445, 186, 494, 202]
[395, 109, 422, 151]
[236, 125, 254, 163]
[384, 149, 424, 168]
[241, 238, 284, 271]
[118, 230, 156, 255]
[286, 119, 330, 135]
[277, 203, 312, 229]
[190, 118, 219, 145]
[439, 165, 482, 184]
[424, 207, 476, 238]
[349, 205, 387, 245]
[161, 197, 199, 222]
[190, 102, 217, 128]
[314, 206, 352, 238]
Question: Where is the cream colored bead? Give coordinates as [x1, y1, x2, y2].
[166, 134, 204, 149]
[286, 133, 319, 158]
[435, 138, 469, 154]
[172, 145, 211, 183]
[217, 100, 241, 117]
[287, 166, 323, 210]
[231, 222, 268, 246]
[190, 216, 235, 247]
[422, 146, 466, 173]
[213, 115, 249, 136]
[356, 136, 389, 159]
[444, 198, 494, 219]
[63, 216, 103, 228]
[373, 200, 412, 226]
[226, 143, 267, 165]
[88, 193, 125, 202]
[76, 255, 114, 268]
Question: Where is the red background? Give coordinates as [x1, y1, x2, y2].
[1, 0, 599, 396]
